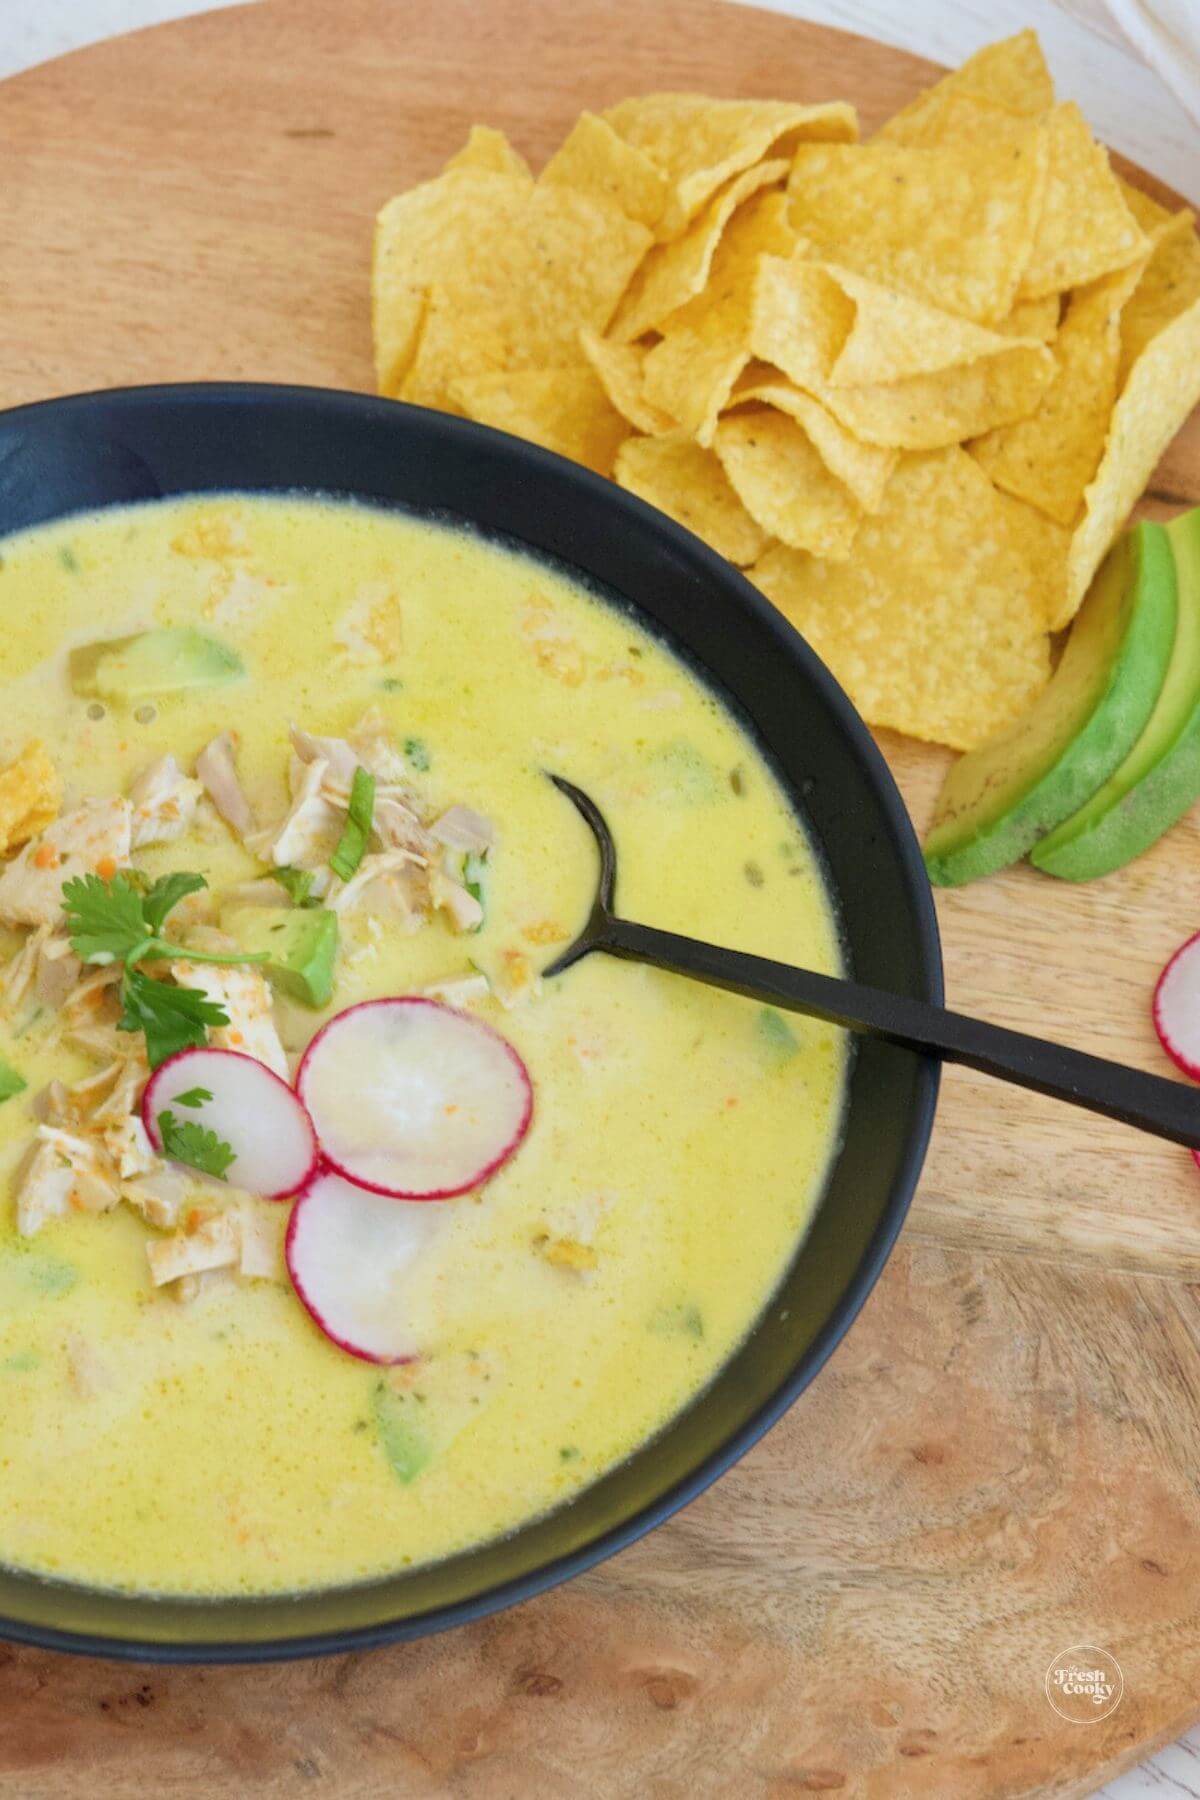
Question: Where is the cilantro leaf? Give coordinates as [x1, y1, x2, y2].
[404, 737, 430, 773]
[157, 1109, 235, 1181]
[141, 870, 207, 935]
[174, 1086, 213, 1109]
[119, 967, 229, 1069]
[272, 865, 316, 906]
[62, 872, 149, 964]
[330, 767, 376, 883]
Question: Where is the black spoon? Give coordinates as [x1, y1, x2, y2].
[544, 774, 1200, 1153]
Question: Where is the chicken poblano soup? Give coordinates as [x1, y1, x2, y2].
[0, 494, 844, 1596]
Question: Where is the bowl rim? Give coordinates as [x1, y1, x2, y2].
[0, 381, 942, 1663]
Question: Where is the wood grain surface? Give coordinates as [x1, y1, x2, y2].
[0, 2, 1198, 1795]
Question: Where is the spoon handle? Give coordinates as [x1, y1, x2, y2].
[600, 916, 1200, 1153]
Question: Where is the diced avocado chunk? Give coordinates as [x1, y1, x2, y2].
[1033, 508, 1200, 880]
[372, 1381, 431, 1484]
[924, 523, 1178, 885]
[69, 627, 244, 703]
[0, 1058, 26, 1103]
[221, 905, 338, 1009]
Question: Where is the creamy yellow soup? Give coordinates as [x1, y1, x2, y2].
[0, 494, 844, 1596]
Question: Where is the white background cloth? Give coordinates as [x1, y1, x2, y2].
[2, 3, 1199, 1796]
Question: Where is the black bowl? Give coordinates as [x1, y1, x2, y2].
[0, 383, 941, 1662]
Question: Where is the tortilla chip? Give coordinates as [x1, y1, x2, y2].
[750, 257, 1055, 447]
[540, 112, 668, 229]
[374, 172, 651, 400]
[993, 294, 1060, 341]
[816, 262, 1050, 386]
[751, 448, 1052, 749]
[614, 433, 767, 565]
[639, 192, 797, 444]
[448, 367, 629, 474]
[814, 345, 1055, 449]
[728, 380, 897, 511]
[1061, 296, 1200, 629]
[1019, 104, 1146, 299]
[607, 160, 788, 344]
[993, 488, 1071, 629]
[748, 256, 854, 389]
[442, 125, 532, 183]
[879, 30, 1054, 145]
[973, 256, 1148, 526]
[887, 91, 1026, 152]
[603, 93, 857, 239]
[401, 285, 509, 409]
[1119, 178, 1176, 236]
[578, 330, 675, 434]
[787, 130, 1048, 323]
[1118, 211, 1200, 386]
[714, 409, 862, 558]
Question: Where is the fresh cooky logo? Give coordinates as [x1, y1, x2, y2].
[1044, 1646, 1124, 1722]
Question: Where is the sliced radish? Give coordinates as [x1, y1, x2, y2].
[143, 1047, 318, 1201]
[297, 997, 532, 1199]
[286, 1169, 442, 1363]
[1154, 932, 1200, 1083]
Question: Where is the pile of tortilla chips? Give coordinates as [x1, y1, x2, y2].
[371, 32, 1200, 751]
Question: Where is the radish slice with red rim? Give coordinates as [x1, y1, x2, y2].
[286, 1168, 442, 1363]
[297, 998, 532, 1199]
[1154, 932, 1200, 1083]
[143, 1047, 318, 1200]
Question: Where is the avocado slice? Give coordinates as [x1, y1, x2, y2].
[70, 628, 244, 702]
[1033, 509, 1200, 879]
[924, 522, 1177, 886]
[221, 905, 338, 1009]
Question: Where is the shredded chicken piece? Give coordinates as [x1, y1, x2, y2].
[328, 849, 425, 921]
[122, 1165, 188, 1231]
[66, 1333, 113, 1399]
[88, 1061, 146, 1127]
[431, 806, 494, 855]
[146, 1212, 241, 1286]
[34, 934, 83, 1010]
[374, 795, 436, 857]
[170, 951, 288, 1078]
[31, 1079, 71, 1125]
[14, 1127, 120, 1234]
[0, 741, 61, 857]
[421, 972, 490, 1007]
[128, 755, 203, 850]
[1, 927, 45, 1015]
[14, 1139, 73, 1236]
[289, 726, 359, 793]
[196, 732, 256, 837]
[0, 797, 132, 929]
[430, 867, 484, 934]
[101, 1114, 158, 1180]
[248, 755, 342, 870]
[350, 710, 413, 786]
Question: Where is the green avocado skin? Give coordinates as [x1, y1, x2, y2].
[924, 523, 1178, 887]
[1032, 509, 1200, 880]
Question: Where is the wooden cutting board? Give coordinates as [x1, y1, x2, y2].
[0, 2, 1198, 1794]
